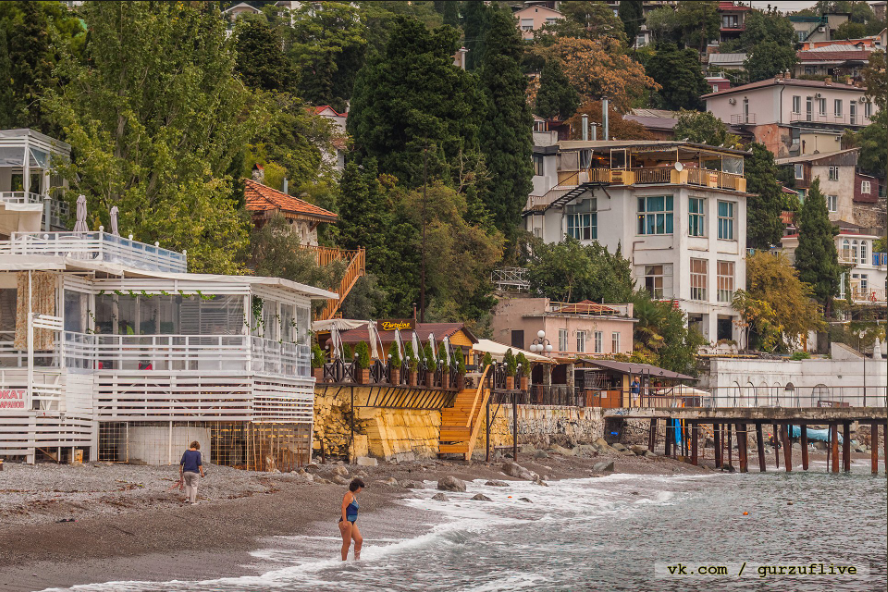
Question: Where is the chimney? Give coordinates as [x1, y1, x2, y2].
[581, 114, 589, 141]
[824, 76, 832, 85]
[282, 177, 289, 194]
[784, 69, 791, 79]
[591, 123, 598, 141]
[251, 163, 265, 183]
[602, 97, 609, 141]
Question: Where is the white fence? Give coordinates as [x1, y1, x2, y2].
[0, 231, 187, 273]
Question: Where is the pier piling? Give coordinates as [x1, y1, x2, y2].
[664, 418, 672, 457]
[830, 423, 840, 474]
[871, 422, 878, 474]
[800, 425, 809, 471]
[781, 424, 792, 472]
[714, 423, 722, 468]
[773, 423, 780, 469]
[691, 423, 698, 466]
[649, 418, 657, 453]
[755, 423, 766, 472]
[842, 422, 851, 473]
[737, 423, 748, 473]
[727, 424, 733, 468]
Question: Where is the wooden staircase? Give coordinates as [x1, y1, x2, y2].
[438, 366, 491, 460]
[302, 246, 366, 320]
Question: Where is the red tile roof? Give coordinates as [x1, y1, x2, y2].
[312, 105, 347, 117]
[244, 179, 338, 222]
[798, 50, 872, 61]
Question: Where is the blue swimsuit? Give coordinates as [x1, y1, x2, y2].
[340, 496, 359, 523]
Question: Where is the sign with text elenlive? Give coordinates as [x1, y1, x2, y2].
[0, 389, 26, 409]
[377, 319, 414, 332]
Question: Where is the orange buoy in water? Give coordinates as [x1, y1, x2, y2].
[743, 511, 749, 515]
[508, 496, 512, 498]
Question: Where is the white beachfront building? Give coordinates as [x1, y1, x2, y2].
[0, 200, 335, 468]
[524, 136, 749, 345]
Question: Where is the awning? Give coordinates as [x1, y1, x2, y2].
[473, 339, 556, 364]
[574, 358, 693, 381]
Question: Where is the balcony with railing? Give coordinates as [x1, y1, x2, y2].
[556, 166, 746, 192]
[730, 113, 756, 125]
[789, 113, 867, 126]
[0, 230, 187, 273]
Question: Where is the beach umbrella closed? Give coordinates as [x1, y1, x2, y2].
[73, 195, 89, 233]
[109, 206, 119, 236]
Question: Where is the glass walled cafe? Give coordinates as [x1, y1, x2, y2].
[0, 232, 336, 467]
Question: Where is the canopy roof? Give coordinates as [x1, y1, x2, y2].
[473, 339, 555, 364]
[574, 358, 693, 381]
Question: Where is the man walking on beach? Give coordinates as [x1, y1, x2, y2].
[180, 441, 205, 505]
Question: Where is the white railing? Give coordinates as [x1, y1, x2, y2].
[251, 337, 310, 377]
[0, 231, 188, 273]
[0, 191, 43, 205]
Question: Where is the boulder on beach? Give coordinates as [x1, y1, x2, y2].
[519, 497, 533, 503]
[501, 461, 539, 481]
[549, 444, 576, 457]
[630, 445, 648, 456]
[592, 461, 615, 472]
[485, 480, 509, 487]
[332, 475, 349, 485]
[432, 493, 449, 501]
[471, 493, 492, 501]
[332, 466, 349, 477]
[643, 450, 657, 458]
[402, 480, 423, 489]
[612, 443, 627, 452]
[533, 449, 549, 459]
[376, 477, 399, 487]
[356, 457, 378, 467]
[437, 476, 466, 492]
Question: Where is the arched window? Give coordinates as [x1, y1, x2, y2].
[745, 381, 756, 408]
[784, 383, 795, 407]
[813, 384, 830, 406]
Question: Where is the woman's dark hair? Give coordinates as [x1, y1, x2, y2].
[349, 478, 365, 492]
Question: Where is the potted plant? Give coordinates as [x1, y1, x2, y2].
[516, 352, 530, 391]
[504, 348, 517, 390]
[424, 343, 436, 387]
[456, 352, 466, 390]
[355, 341, 370, 384]
[405, 343, 418, 386]
[388, 342, 401, 385]
[438, 343, 450, 389]
[482, 351, 493, 369]
[311, 343, 326, 382]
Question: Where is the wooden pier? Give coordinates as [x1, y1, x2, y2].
[611, 407, 888, 473]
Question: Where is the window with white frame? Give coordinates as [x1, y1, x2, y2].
[828, 166, 839, 181]
[690, 258, 708, 301]
[532, 154, 544, 176]
[794, 164, 804, 180]
[817, 97, 827, 115]
[717, 261, 735, 303]
[520, 18, 534, 31]
[717, 201, 735, 240]
[865, 101, 872, 118]
[644, 264, 673, 299]
[611, 332, 620, 353]
[827, 194, 838, 212]
[861, 180, 871, 194]
[558, 328, 568, 352]
[637, 195, 674, 235]
[834, 99, 842, 117]
[859, 240, 867, 265]
[839, 272, 847, 299]
[688, 197, 705, 237]
[792, 95, 801, 113]
[593, 331, 602, 354]
[577, 330, 587, 353]
[566, 198, 597, 240]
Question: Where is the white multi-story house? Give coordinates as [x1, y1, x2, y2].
[0, 129, 70, 234]
[0, 191, 335, 467]
[525, 137, 749, 345]
[703, 75, 879, 158]
[781, 230, 887, 305]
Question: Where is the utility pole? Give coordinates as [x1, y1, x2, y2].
[420, 146, 428, 323]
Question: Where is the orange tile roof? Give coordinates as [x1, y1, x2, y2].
[244, 179, 337, 223]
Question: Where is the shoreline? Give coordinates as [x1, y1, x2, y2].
[0, 447, 876, 592]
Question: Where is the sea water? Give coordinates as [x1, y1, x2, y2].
[45, 460, 886, 592]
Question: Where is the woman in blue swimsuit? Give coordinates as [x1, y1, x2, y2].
[339, 478, 365, 561]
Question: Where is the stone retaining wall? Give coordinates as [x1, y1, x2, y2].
[478, 405, 605, 452]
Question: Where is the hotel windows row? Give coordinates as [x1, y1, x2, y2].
[558, 328, 620, 354]
[638, 196, 736, 240]
[690, 259, 736, 303]
[792, 95, 869, 121]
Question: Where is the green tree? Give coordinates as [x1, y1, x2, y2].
[646, 7, 681, 45]
[794, 178, 841, 310]
[630, 290, 705, 375]
[618, 0, 644, 43]
[443, 1, 459, 28]
[672, 110, 737, 145]
[525, 237, 634, 303]
[676, 1, 719, 54]
[833, 20, 867, 39]
[234, 16, 295, 93]
[721, 9, 796, 52]
[733, 252, 824, 352]
[336, 160, 392, 276]
[477, 8, 534, 240]
[461, 1, 490, 71]
[348, 17, 480, 187]
[745, 40, 797, 83]
[862, 50, 886, 109]
[48, 1, 256, 274]
[542, 1, 627, 45]
[844, 109, 887, 176]
[646, 44, 708, 110]
[0, 28, 13, 129]
[745, 143, 785, 250]
[534, 59, 579, 120]
[0, 0, 84, 131]
[288, 1, 367, 112]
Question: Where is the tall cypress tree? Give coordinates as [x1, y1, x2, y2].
[0, 28, 14, 129]
[745, 142, 784, 250]
[443, 1, 460, 28]
[534, 59, 579, 120]
[478, 8, 533, 240]
[618, 0, 644, 43]
[461, 1, 489, 71]
[794, 178, 840, 310]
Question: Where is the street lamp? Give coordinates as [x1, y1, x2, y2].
[529, 330, 553, 354]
